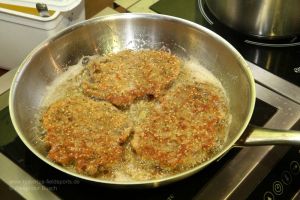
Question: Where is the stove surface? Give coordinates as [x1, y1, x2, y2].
[1, 1, 300, 199]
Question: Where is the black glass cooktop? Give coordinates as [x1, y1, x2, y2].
[1, 1, 299, 199]
[150, 0, 300, 87]
[0, 98, 277, 200]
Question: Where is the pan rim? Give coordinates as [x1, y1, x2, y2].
[9, 13, 256, 186]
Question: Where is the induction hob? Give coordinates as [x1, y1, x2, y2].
[1, 0, 300, 199]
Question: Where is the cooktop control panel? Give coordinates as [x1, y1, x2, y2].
[247, 147, 300, 200]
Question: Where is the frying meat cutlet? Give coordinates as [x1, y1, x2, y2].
[131, 83, 230, 171]
[139, 50, 181, 97]
[81, 50, 180, 106]
[42, 96, 132, 176]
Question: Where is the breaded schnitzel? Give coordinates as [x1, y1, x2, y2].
[131, 83, 230, 171]
[81, 50, 180, 106]
[42, 96, 132, 176]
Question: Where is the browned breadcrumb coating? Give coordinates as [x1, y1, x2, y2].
[131, 83, 229, 171]
[42, 96, 132, 176]
[41, 49, 231, 181]
[81, 50, 181, 106]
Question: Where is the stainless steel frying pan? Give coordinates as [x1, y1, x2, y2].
[9, 13, 300, 187]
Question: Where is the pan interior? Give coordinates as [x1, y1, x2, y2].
[9, 14, 255, 185]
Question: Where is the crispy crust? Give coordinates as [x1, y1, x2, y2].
[42, 97, 132, 176]
[81, 50, 181, 106]
[131, 83, 230, 171]
[41, 50, 231, 180]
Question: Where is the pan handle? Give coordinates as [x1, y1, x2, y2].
[235, 125, 300, 146]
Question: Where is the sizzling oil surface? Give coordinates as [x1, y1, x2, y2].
[39, 51, 231, 181]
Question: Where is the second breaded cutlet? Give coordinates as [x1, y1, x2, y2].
[81, 50, 181, 106]
[131, 83, 230, 171]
